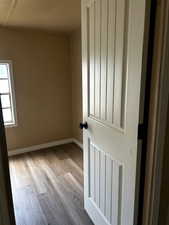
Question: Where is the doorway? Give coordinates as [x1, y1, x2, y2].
[0, 0, 153, 225]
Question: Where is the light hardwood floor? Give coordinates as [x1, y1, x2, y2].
[9, 143, 93, 225]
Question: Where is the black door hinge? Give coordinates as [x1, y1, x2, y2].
[138, 124, 146, 140]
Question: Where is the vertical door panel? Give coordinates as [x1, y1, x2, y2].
[94, 0, 101, 118]
[88, 0, 128, 130]
[87, 141, 123, 225]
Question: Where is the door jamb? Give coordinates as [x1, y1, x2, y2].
[137, 0, 157, 224]
[0, 104, 16, 224]
[142, 0, 169, 224]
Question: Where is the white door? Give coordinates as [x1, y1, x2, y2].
[81, 0, 146, 224]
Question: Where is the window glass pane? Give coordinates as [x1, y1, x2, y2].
[0, 64, 8, 78]
[0, 80, 9, 93]
[2, 108, 12, 122]
[1, 94, 10, 108]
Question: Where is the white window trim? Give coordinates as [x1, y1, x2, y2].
[0, 60, 17, 128]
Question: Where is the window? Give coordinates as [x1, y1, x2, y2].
[0, 61, 17, 127]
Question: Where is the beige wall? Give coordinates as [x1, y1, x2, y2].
[0, 28, 72, 151]
[70, 29, 83, 143]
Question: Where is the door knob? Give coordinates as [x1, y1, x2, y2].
[80, 122, 88, 129]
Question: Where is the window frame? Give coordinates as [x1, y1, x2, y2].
[0, 60, 17, 128]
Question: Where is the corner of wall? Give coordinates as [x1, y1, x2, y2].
[69, 28, 83, 144]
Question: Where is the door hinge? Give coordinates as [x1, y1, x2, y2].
[138, 124, 146, 140]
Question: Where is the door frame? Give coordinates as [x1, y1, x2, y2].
[0, 101, 16, 225]
[0, 1, 168, 225]
[142, 0, 169, 225]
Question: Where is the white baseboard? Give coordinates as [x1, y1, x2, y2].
[72, 138, 83, 150]
[8, 138, 73, 156]
[8, 138, 83, 156]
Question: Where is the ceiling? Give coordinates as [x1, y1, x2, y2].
[0, 0, 81, 32]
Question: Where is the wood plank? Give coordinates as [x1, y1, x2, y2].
[95, 148, 100, 206]
[9, 144, 93, 225]
[90, 144, 95, 200]
[113, 0, 126, 127]
[94, 0, 101, 118]
[100, 153, 106, 215]
[111, 161, 119, 225]
[13, 186, 48, 225]
[107, 0, 116, 124]
[105, 157, 113, 223]
[100, 0, 108, 121]
[89, 3, 95, 116]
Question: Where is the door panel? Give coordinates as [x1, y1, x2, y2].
[82, 0, 146, 224]
[88, 141, 123, 225]
[88, 0, 128, 129]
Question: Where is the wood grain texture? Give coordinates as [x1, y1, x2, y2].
[9, 143, 93, 225]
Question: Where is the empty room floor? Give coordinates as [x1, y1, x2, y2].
[9, 143, 93, 225]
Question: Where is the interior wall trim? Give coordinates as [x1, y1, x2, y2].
[8, 138, 83, 156]
[72, 138, 83, 150]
